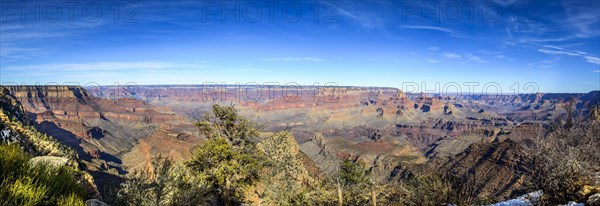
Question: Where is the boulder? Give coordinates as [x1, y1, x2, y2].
[85, 199, 109, 206]
[488, 191, 542, 206]
[489, 199, 532, 206]
[588, 193, 600, 206]
[559, 201, 584, 206]
[28, 156, 69, 168]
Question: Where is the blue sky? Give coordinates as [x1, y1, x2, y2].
[0, 0, 599, 93]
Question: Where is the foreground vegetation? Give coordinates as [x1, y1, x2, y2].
[528, 103, 600, 204]
[0, 144, 86, 206]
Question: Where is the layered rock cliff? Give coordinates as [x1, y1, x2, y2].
[1, 86, 199, 184]
[0, 87, 100, 198]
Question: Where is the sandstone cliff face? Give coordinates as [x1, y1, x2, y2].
[1, 86, 199, 176]
[0, 87, 28, 120]
[4, 86, 100, 119]
[3, 86, 186, 124]
[0, 88, 101, 198]
[121, 127, 202, 173]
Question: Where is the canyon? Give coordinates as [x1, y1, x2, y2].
[2, 85, 598, 200]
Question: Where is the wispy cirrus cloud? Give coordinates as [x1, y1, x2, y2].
[492, 0, 519, 7]
[466, 54, 488, 63]
[262, 57, 324, 62]
[425, 58, 440, 63]
[583, 56, 600, 65]
[0, 19, 109, 61]
[504, 0, 599, 70]
[538, 48, 600, 65]
[400, 25, 457, 36]
[427, 47, 439, 52]
[441, 52, 488, 63]
[561, 0, 600, 38]
[528, 57, 559, 69]
[328, 2, 387, 30]
[2, 61, 205, 72]
[338, 8, 360, 20]
[0, 47, 48, 60]
[442, 52, 461, 59]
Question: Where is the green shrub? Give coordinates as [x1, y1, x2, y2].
[0, 144, 87, 205]
[529, 104, 600, 204]
[188, 137, 267, 205]
[58, 193, 86, 206]
[116, 169, 150, 206]
[1, 176, 48, 206]
[116, 157, 212, 206]
[0, 143, 31, 178]
[190, 105, 268, 205]
[26, 162, 86, 202]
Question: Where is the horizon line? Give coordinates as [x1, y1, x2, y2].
[1, 84, 597, 95]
